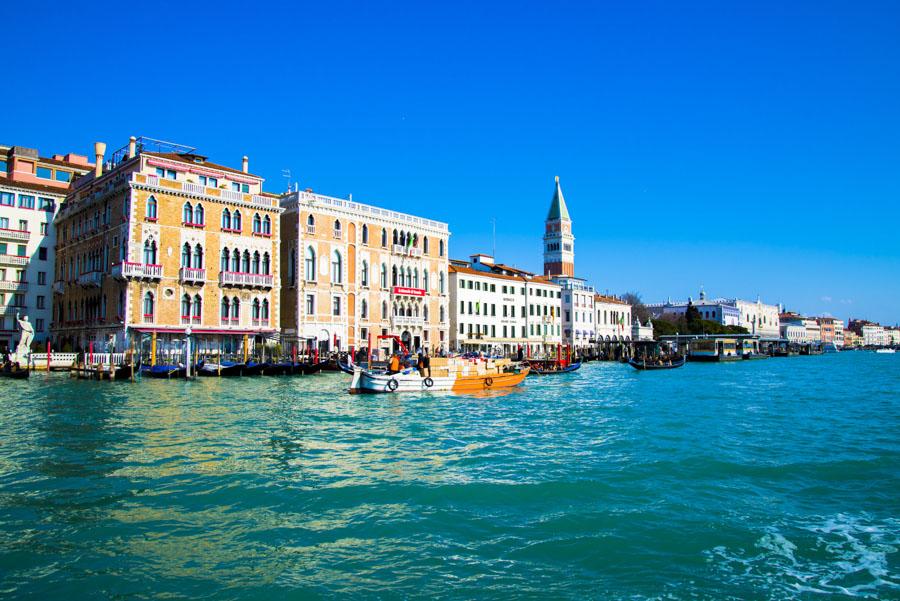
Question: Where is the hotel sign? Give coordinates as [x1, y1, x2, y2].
[393, 286, 425, 297]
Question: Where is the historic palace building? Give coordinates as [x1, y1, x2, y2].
[52, 137, 282, 352]
[0, 144, 92, 349]
[279, 189, 450, 356]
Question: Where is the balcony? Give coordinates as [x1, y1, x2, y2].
[0, 254, 28, 267]
[179, 266, 206, 284]
[112, 262, 163, 280]
[181, 316, 202, 325]
[77, 271, 103, 288]
[0, 228, 30, 242]
[219, 271, 273, 289]
[220, 317, 240, 326]
[305, 225, 315, 235]
[392, 244, 423, 257]
[392, 315, 425, 328]
[0, 281, 27, 292]
[333, 229, 342, 239]
[251, 318, 270, 327]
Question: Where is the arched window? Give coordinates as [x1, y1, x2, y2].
[440, 306, 445, 322]
[252, 251, 261, 274]
[392, 229, 398, 245]
[361, 260, 369, 287]
[221, 297, 230, 320]
[361, 299, 368, 318]
[439, 271, 445, 293]
[233, 210, 242, 231]
[181, 294, 191, 319]
[143, 239, 157, 264]
[439, 239, 445, 256]
[263, 215, 271, 235]
[194, 203, 204, 225]
[382, 300, 388, 319]
[392, 266, 398, 286]
[305, 247, 316, 281]
[192, 294, 202, 319]
[381, 228, 387, 247]
[331, 250, 342, 283]
[307, 214, 315, 230]
[221, 248, 229, 272]
[413, 268, 419, 289]
[241, 250, 250, 273]
[143, 292, 154, 321]
[183, 202, 193, 223]
[252, 298, 261, 319]
[399, 268, 405, 287]
[423, 269, 429, 292]
[333, 219, 341, 237]
[193, 244, 203, 269]
[146, 196, 157, 219]
[381, 263, 387, 288]
[262, 298, 269, 320]
[253, 213, 261, 233]
[222, 208, 232, 229]
[406, 267, 412, 287]
[181, 243, 191, 267]
[362, 224, 369, 244]
[423, 305, 429, 320]
[231, 297, 240, 320]
[262, 252, 270, 275]
[231, 249, 240, 272]
[423, 236, 429, 253]
[414, 304, 419, 317]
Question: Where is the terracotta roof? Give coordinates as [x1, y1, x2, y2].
[38, 157, 93, 172]
[0, 177, 69, 196]
[144, 152, 262, 179]
[491, 263, 535, 277]
[449, 264, 526, 282]
[594, 294, 628, 305]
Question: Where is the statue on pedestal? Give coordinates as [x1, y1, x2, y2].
[13, 312, 34, 365]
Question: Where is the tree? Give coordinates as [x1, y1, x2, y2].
[684, 301, 703, 334]
[621, 291, 651, 324]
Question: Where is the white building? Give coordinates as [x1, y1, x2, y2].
[594, 294, 633, 342]
[647, 289, 741, 327]
[0, 144, 92, 350]
[885, 327, 900, 346]
[780, 323, 806, 344]
[555, 277, 596, 350]
[834, 319, 845, 347]
[449, 255, 561, 356]
[632, 319, 654, 341]
[862, 324, 886, 347]
[802, 317, 821, 343]
[725, 297, 780, 337]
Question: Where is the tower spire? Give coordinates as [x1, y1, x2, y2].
[542, 176, 575, 277]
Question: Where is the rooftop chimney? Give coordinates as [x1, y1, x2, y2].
[94, 142, 106, 178]
[128, 136, 137, 159]
[242, 155, 249, 173]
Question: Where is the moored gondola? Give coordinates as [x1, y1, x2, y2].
[0, 365, 30, 379]
[140, 364, 186, 379]
[528, 360, 582, 375]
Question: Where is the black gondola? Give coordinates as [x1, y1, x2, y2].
[141, 364, 186, 378]
[528, 360, 582, 375]
[0, 366, 30, 379]
[628, 357, 685, 370]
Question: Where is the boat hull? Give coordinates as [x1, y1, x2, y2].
[349, 366, 529, 394]
[628, 358, 685, 370]
[528, 361, 582, 375]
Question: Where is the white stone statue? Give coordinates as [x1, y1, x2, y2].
[13, 312, 34, 364]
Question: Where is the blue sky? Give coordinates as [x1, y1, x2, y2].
[6, 0, 899, 323]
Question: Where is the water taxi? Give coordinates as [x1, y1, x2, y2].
[349, 356, 529, 394]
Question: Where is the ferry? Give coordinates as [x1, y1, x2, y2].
[689, 338, 742, 362]
[349, 356, 528, 394]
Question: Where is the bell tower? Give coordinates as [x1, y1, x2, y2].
[543, 176, 574, 277]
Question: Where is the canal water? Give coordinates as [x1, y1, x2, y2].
[0, 352, 897, 599]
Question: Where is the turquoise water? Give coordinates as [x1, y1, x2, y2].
[0, 353, 898, 600]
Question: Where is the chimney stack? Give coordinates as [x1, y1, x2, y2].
[128, 136, 137, 159]
[242, 155, 249, 173]
[94, 142, 106, 178]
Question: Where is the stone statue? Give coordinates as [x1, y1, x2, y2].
[13, 312, 34, 364]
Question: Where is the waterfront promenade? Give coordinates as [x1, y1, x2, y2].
[0, 352, 897, 598]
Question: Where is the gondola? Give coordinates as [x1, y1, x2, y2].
[241, 361, 267, 376]
[0, 366, 30, 379]
[196, 361, 244, 377]
[264, 362, 292, 375]
[140, 364, 187, 378]
[528, 361, 582, 375]
[628, 357, 685, 370]
[294, 361, 325, 375]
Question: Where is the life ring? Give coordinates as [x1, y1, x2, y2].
[387, 378, 399, 392]
[423, 377, 434, 388]
[484, 377, 493, 388]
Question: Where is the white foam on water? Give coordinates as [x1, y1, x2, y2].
[703, 514, 900, 599]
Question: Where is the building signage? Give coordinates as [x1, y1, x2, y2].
[393, 286, 425, 297]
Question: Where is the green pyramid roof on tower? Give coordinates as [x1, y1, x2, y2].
[547, 176, 570, 221]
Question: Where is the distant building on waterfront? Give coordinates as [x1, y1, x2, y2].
[53, 137, 281, 352]
[647, 289, 741, 327]
[843, 328, 861, 348]
[632, 319, 654, 341]
[0, 144, 92, 349]
[593, 294, 632, 342]
[449, 254, 561, 356]
[816, 316, 844, 347]
[279, 188, 449, 355]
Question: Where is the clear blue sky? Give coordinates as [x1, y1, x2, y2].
[6, 0, 899, 324]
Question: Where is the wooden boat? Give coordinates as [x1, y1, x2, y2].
[292, 361, 325, 375]
[264, 362, 291, 375]
[528, 360, 582, 375]
[742, 353, 769, 360]
[628, 357, 685, 370]
[0, 366, 30, 379]
[197, 361, 243, 377]
[141, 364, 186, 379]
[241, 361, 267, 376]
[349, 356, 528, 394]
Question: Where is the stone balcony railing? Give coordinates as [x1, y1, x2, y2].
[392, 244, 424, 258]
[0, 254, 28, 267]
[0, 281, 27, 292]
[0, 228, 30, 242]
[219, 271, 274, 289]
[112, 262, 163, 280]
[179, 266, 206, 284]
[77, 271, 103, 288]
